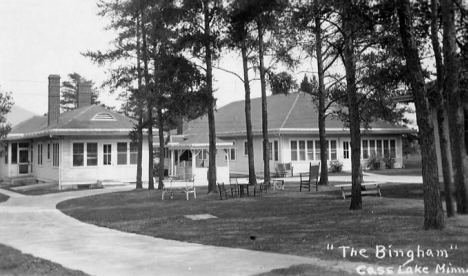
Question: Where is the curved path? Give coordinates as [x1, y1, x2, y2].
[0, 187, 366, 276]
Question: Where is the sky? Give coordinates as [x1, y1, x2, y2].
[0, 0, 257, 117]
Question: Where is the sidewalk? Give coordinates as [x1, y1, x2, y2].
[0, 187, 366, 276]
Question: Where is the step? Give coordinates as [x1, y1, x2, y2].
[11, 182, 58, 191]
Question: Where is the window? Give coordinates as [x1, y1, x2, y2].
[362, 139, 396, 159]
[298, 141, 306, 160]
[343, 141, 350, 159]
[37, 144, 43, 165]
[103, 144, 112, 165]
[369, 140, 375, 156]
[117, 142, 127, 165]
[4, 144, 8, 164]
[315, 141, 321, 160]
[244, 141, 248, 156]
[47, 143, 50, 160]
[73, 143, 84, 166]
[330, 140, 337, 160]
[12, 143, 17, 164]
[291, 141, 298, 161]
[225, 142, 236, 161]
[306, 141, 314, 160]
[53, 143, 59, 167]
[87, 143, 98, 166]
[268, 140, 279, 161]
[130, 142, 138, 165]
[362, 140, 369, 159]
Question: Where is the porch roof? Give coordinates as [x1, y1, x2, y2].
[166, 133, 234, 150]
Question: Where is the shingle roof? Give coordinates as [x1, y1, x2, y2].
[6, 105, 139, 140]
[185, 92, 413, 137]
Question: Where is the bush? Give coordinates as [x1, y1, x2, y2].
[366, 152, 381, 170]
[328, 160, 343, 173]
[383, 155, 395, 169]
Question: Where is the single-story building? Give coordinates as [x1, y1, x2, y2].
[182, 92, 415, 175]
[1, 75, 150, 189]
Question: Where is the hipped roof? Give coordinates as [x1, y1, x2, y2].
[6, 105, 143, 140]
[185, 92, 414, 137]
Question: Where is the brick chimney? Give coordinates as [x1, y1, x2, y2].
[77, 81, 92, 108]
[48, 74, 61, 126]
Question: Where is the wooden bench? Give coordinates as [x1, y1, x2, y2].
[334, 182, 385, 199]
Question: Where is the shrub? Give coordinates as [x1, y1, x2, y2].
[383, 155, 396, 169]
[366, 152, 381, 170]
[328, 160, 343, 173]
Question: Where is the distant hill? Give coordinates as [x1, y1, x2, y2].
[5, 105, 38, 127]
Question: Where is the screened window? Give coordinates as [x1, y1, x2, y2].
[12, 143, 17, 164]
[117, 143, 127, 165]
[315, 141, 321, 160]
[306, 141, 314, 160]
[291, 141, 298, 161]
[390, 140, 396, 158]
[4, 144, 8, 164]
[268, 140, 279, 161]
[47, 143, 50, 160]
[73, 143, 84, 166]
[38, 144, 43, 165]
[244, 141, 248, 156]
[330, 140, 337, 160]
[87, 143, 98, 166]
[343, 141, 350, 159]
[103, 144, 112, 165]
[53, 143, 59, 167]
[298, 141, 306, 160]
[362, 140, 369, 159]
[130, 142, 138, 165]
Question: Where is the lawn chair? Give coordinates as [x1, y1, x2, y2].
[229, 178, 239, 197]
[275, 163, 286, 177]
[162, 174, 196, 200]
[299, 162, 320, 192]
[217, 182, 229, 200]
[183, 174, 196, 200]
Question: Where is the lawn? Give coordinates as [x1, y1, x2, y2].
[58, 182, 468, 275]
[0, 243, 89, 276]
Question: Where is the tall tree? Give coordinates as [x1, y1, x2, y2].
[430, 0, 454, 217]
[341, 0, 363, 210]
[442, 0, 468, 214]
[179, 0, 225, 193]
[60, 73, 101, 112]
[396, 0, 445, 229]
[228, 0, 258, 186]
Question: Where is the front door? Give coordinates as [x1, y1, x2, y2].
[341, 139, 351, 171]
[18, 148, 29, 174]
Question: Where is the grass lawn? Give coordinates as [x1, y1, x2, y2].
[58, 182, 468, 275]
[364, 168, 422, 176]
[0, 193, 9, 203]
[0, 243, 89, 276]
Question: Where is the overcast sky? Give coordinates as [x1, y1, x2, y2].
[0, 0, 256, 116]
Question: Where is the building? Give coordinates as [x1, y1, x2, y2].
[0, 75, 150, 188]
[182, 92, 415, 175]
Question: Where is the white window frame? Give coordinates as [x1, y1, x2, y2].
[37, 143, 43, 166]
[225, 141, 236, 161]
[361, 139, 397, 159]
[52, 143, 59, 167]
[291, 139, 338, 161]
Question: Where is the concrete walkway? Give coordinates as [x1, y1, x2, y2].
[0, 187, 368, 276]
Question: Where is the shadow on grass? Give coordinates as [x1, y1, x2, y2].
[0, 193, 9, 203]
[58, 183, 468, 273]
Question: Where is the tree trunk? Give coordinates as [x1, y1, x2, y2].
[242, 42, 257, 185]
[442, 0, 468, 214]
[342, 1, 362, 210]
[147, 107, 154, 189]
[315, 0, 329, 185]
[136, 10, 143, 189]
[397, 0, 445, 229]
[430, 0, 454, 217]
[204, 0, 217, 193]
[258, 20, 270, 185]
[141, 10, 153, 190]
[157, 101, 165, 189]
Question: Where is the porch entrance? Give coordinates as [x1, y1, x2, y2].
[18, 147, 29, 175]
